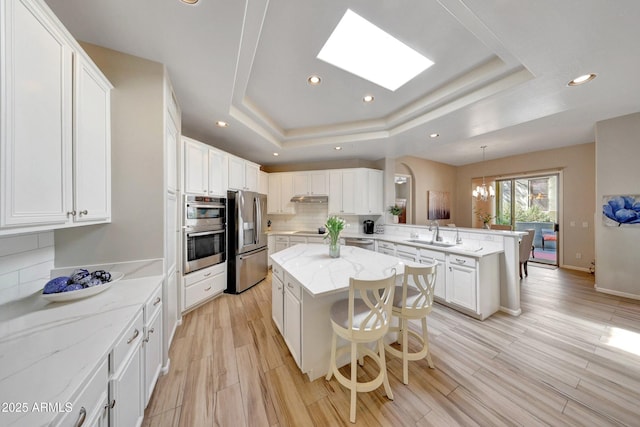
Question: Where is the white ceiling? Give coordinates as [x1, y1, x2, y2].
[45, 0, 640, 166]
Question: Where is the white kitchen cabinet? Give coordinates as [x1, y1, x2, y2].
[283, 273, 302, 367]
[329, 168, 382, 215]
[184, 137, 228, 196]
[183, 138, 208, 195]
[109, 311, 144, 427]
[328, 169, 356, 214]
[420, 249, 446, 300]
[376, 240, 396, 257]
[1, 0, 112, 234]
[228, 155, 260, 192]
[396, 244, 418, 262]
[73, 53, 112, 223]
[259, 171, 269, 195]
[365, 169, 383, 215]
[446, 256, 477, 312]
[58, 358, 109, 427]
[267, 173, 295, 214]
[165, 110, 179, 193]
[182, 262, 226, 312]
[143, 306, 163, 407]
[274, 235, 289, 253]
[208, 147, 228, 196]
[292, 171, 328, 195]
[271, 262, 285, 334]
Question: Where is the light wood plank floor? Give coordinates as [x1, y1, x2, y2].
[144, 266, 640, 426]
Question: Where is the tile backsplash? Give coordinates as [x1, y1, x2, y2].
[0, 231, 55, 305]
[267, 204, 377, 233]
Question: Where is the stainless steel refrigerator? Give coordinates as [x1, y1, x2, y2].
[226, 190, 268, 293]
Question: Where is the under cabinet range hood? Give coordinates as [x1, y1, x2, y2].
[290, 195, 328, 203]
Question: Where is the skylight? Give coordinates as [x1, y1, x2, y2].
[317, 9, 434, 91]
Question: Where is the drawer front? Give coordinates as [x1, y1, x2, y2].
[275, 236, 289, 243]
[272, 261, 284, 282]
[145, 284, 162, 323]
[184, 273, 225, 309]
[448, 254, 476, 268]
[396, 244, 417, 256]
[419, 248, 446, 263]
[112, 310, 144, 372]
[377, 241, 395, 250]
[184, 262, 226, 287]
[57, 358, 108, 427]
[378, 248, 395, 256]
[289, 236, 306, 244]
[306, 236, 325, 244]
[284, 274, 302, 300]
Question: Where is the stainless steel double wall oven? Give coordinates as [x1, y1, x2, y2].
[183, 195, 226, 274]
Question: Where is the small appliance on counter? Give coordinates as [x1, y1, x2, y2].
[375, 224, 385, 234]
[363, 220, 374, 234]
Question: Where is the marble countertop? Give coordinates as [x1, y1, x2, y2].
[267, 229, 505, 258]
[0, 274, 163, 427]
[270, 244, 422, 297]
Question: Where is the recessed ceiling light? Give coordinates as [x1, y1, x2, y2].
[429, 133, 439, 138]
[317, 9, 434, 91]
[273, 152, 279, 156]
[180, 0, 199, 4]
[334, 146, 342, 151]
[363, 95, 375, 103]
[307, 75, 322, 85]
[568, 73, 597, 86]
[215, 121, 229, 128]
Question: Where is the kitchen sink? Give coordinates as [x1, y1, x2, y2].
[406, 239, 456, 247]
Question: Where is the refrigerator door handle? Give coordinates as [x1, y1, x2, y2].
[255, 197, 262, 243]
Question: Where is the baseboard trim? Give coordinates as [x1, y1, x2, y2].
[161, 358, 171, 375]
[594, 285, 640, 300]
[560, 264, 590, 272]
[499, 306, 522, 316]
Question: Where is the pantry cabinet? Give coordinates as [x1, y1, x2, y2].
[0, 0, 112, 235]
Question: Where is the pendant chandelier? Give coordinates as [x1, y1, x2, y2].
[472, 145, 495, 201]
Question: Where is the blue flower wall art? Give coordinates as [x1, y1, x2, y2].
[602, 195, 640, 226]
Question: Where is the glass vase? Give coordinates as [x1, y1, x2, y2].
[329, 241, 340, 258]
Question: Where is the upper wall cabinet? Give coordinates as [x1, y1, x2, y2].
[292, 171, 328, 196]
[0, 0, 112, 235]
[268, 173, 295, 214]
[328, 168, 383, 215]
[228, 155, 259, 192]
[183, 137, 228, 197]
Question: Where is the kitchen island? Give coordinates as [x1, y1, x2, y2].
[270, 243, 420, 381]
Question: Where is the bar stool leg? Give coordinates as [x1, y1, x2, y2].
[350, 342, 357, 423]
[423, 317, 434, 368]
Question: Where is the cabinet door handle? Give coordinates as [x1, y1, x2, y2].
[203, 272, 212, 277]
[104, 399, 116, 410]
[204, 286, 212, 291]
[127, 329, 139, 344]
[79, 209, 88, 215]
[449, 266, 452, 272]
[67, 210, 76, 217]
[153, 296, 161, 306]
[287, 283, 294, 289]
[73, 407, 86, 427]
[455, 258, 466, 264]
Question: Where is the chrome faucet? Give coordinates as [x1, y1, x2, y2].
[429, 220, 442, 242]
[456, 228, 463, 244]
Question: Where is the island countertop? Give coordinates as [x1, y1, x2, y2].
[270, 243, 421, 297]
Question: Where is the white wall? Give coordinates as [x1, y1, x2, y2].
[595, 112, 640, 298]
[54, 43, 165, 266]
[0, 232, 54, 305]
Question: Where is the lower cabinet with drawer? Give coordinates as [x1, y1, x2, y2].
[283, 272, 302, 368]
[58, 358, 109, 427]
[271, 261, 284, 335]
[143, 285, 163, 407]
[109, 310, 144, 427]
[182, 262, 226, 312]
[444, 253, 499, 320]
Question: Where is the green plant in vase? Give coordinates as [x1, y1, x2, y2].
[324, 216, 345, 258]
[474, 208, 494, 229]
[388, 205, 402, 223]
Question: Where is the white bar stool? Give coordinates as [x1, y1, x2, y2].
[325, 271, 396, 423]
[385, 264, 437, 385]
